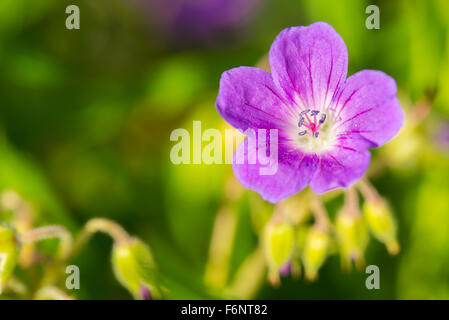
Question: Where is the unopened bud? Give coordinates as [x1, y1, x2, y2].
[296, 226, 309, 253]
[290, 226, 310, 279]
[302, 227, 329, 281]
[335, 211, 369, 271]
[363, 200, 399, 255]
[263, 221, 295, 285]
[0, 224, 20, 293]
[112, 238, 162, 300]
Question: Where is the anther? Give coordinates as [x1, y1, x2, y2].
[297, 110, 327, 138]
[299, 109, 310, 116]
[319, 114, 326, 124]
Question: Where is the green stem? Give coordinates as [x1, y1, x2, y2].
[71, 218, 131, 258]
[343, 187, 361, 218]
[357, 179, 381, 204]
[310, 195, 330, 231]
[204, 206, 237, 289]
[20, 225, 73, 260]
[225, 246, 265, 299]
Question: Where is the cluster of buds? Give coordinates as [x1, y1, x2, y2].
[262, 196, 332, 284]
[262, 179, 400, 284]
[0, 224, 20, 293]
[74, 218, 163, 300]
[1, 190, 35, 268]
[0, 190, 75, 297]
[0, 190, 162, 300]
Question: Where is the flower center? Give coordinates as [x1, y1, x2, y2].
[292, 109, 337, 154]
[298, 109, 326, 138]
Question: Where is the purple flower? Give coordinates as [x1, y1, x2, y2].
[146, 0, 261, 45]
[216, 22, 404, 203]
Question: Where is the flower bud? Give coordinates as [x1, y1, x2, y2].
[263, 221, 295, 284]
[112, 237, 162, 300]
[289, 226, 310, 278]
[363, 200, 399, 255]
[295, 225, 309, 253]
[301, 227, 329, 281]
[0, 224, 19, 293]
[335, 211, 369, 271]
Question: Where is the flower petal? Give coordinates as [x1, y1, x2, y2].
[216, 67, 295, 132]
[332, 70, 404, 148]
[269, 22, 348, 112]
[309, 136, 371, 193]
[233, 138, 318, 203]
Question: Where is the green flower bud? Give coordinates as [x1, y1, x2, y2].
[302, 227, 329, 281]
[363, 200, 400, 255]
[295, 225, 310, 253]
[112, 237, 162, 300]
[290, 226, 310, 279]
[263, 221, 295, 285]
[0, 224, 19, 293]
[263, 222, 295, 269]
[335, 211, 369, 271]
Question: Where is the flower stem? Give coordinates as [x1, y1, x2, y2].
[273, 201, 286, 221]
[71, 218, 131, 258]
[204, 206, 237, 289]
[343, 187, 361, 218]
[20, 225, 73, 260]
[225, 245, 265, 299]
[357, 178, 381, 204]
[205, 175, 242, 289]
[310, 195, 330, 231]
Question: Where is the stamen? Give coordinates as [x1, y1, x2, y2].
[297, 110, 327, 139]
[299, 109, 310, 117]
[319, 114, 326, 124]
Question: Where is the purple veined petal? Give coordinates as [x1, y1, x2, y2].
[309, 136, 371, 194]
[216, 67, 297, 131]
[232, 138, 318, 203]
[269, 22, 348, 112]
[332, 70, 404, 148]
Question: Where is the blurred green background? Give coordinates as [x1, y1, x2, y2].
[1, 0, 449, 299]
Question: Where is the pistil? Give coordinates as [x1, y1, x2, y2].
[298, 109, 327, 138]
